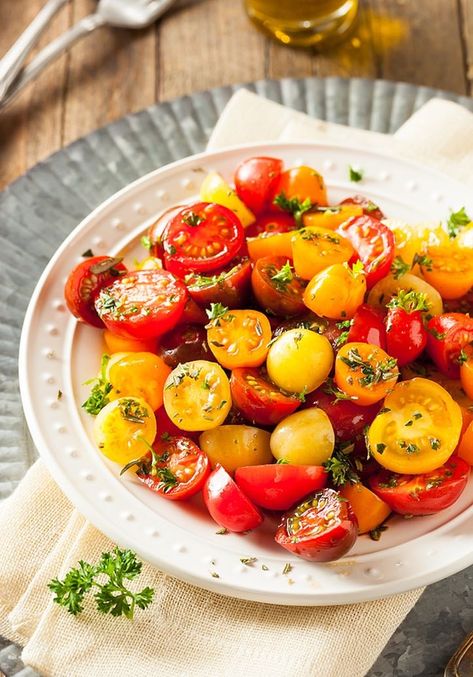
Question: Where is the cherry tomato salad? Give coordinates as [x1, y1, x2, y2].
[64, 156, 473, 564]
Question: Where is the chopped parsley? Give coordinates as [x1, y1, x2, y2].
[447, 207, 471, 238]
[457, 349, 469, 365]
[270, 261, 294, 291]
[182, 211, 205, 227]
[334, 320, 353, 349]
[81, 248, 94, 258]
[412, 253, 433, 270]
[369, 524, 388, 541]
[348, 165, 364, 182]
[324, 446, 360, 487]
[240, 557, 257, 566]
[339, 347, 398, 387]
[140, 235, 152, 250]
[82, 354, 112, 416]
[387, 289, 429, 314]
[205, 302, 229, 325]
[118, 398, 149, 424]
[282, 563, 293, 575]
[390, 255, 410, 279]
[273, 193, 312, 226]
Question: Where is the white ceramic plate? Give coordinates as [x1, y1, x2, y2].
[19, 141, 473, 605]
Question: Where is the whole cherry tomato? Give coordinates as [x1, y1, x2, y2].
[64, 255, 127, 328]
[347, 303, 387, 349]
[275, 488, 358, 562]
[203, 464, 263, 532]
[251, 256, 306, 317]
[385, 290, 428, 367]
[185, 258, 252, 309]
[230, 367, 300, 426]
[272, 166, 328, 210]
[158, 324, 215, 368]
[427, 313, 473, 378]
[234, 157, 283, 215]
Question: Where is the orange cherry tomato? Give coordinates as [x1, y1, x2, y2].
[247, 231, 294, 261]
[420, 245, 473, 300]
[103, 330, 157, 354]
[291, 227, 354, 280]
[303, 262, 366, 320]
[302, 204, 363, 230]
[207, 308, 272, 369]
[108, 352, 171, 411]
[460, 345, 473, 400]
[273, 166, 328, 208]
[335, 342, 399, 406]
[457, 419, 473, 465]
[339, 483, 391, 534]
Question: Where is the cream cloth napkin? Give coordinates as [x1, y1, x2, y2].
[2, 89, 473, 677]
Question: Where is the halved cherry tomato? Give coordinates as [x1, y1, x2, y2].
[303, 386, 379, 441]
[460, 345, 473, 400]
[419, 245, 473, 300]
[247, 230, 294, 261]
[184, 258, 252, 309]
[303, 262, 366, 320]
[177, 297, 208, 325]
[347, 304, 386, 349]
[163, 360, 232, 431]
[367, 378, 462, 474]
[457, 419, 473, 465]
[230, 367, 300, 425]
[275, 488, 358, 562]
[95, 269, 187, 340]
[158, 324, 214, 368]
[272, 166, 328, 209]
[368, 272, 443, 318]
[103, 330, 157, 354]
[207, 309, 271, 369]
[427, 313, 473, 378]
[246, 212, 296, 238]
[124, 436, 210, 501]
[369, 457, 469, 515]
[335, 342, 399, 406]
[162, 202, 244, 276]
[148, 205, 185, 258]
[200, 172, 255, 227]
[337, 215, 395, 288]
[291, 227, 354, 280]
[339, 483, 391, 534]
[302, 204, 363, 230]
[234, 157, 283, 215]
[203, 464, 263, 532]
[251, 256, 306, 317]
[235, 464, 327, 511]
[64, 256, 127, 328]
[341, 195, 384, 220]
[199, 425, 272, 473]
[385, 290, 428, 367]
[108, 352, 171, 411]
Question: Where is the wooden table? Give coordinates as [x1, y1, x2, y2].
[0, 0, 472, 190]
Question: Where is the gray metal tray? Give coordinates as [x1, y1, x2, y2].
[2, 77, 473, 677]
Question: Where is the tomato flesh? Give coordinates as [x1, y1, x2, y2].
[185, 257, 252, 309]
[275, 488, 358, 562]
[369, 457, 469, 515]
[203, 464, 263, 532]
[341, 195, 384, 220]
[251, 256, 306, 317]
[230, 367, 300, 426]
[235, 464, 327, 511]
[246, 212, 296, 238]
[234, 157, 283, 215]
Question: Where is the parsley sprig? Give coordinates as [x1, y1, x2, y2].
[48, 548, 154, 619]
[340, 347, 398, 387]
[82, 354, 112, 415]
[324, 444, 360, 487]
[270, 261, 294, 290]
[447, 207, 471, 238]
[273, 193, 312, 226]
[205, 302, 230, 325]
[348, 165, 364, 182]
[387, 289, 429, 314]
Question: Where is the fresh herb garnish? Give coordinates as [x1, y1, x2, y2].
[276, 458, 289, 465]
[339, 347, 398, 387]
[390, 255, 410, 279]
[334, 320, 353, 349]
[240, 557, 257, 566]
[182, 211, 205, 227]
[457, 349, 469, 365]
[282, 563, 293, 575]
[82, 248, 94, 258]
[140, 235, 152, 250]
[205, 302, 229, 325]
[369, 524, 388, 541]
[82, 354, 112, 415]
[447, 207, 471, 238]
[324, 445, 360, 487]
[349, 165, 364, 183]
[387, 289, 429, 314]
[118, 398, 149, 424]
[412, 253, 433, 270]
[270, 261, 294, 291]
[273, 193, 312, 226]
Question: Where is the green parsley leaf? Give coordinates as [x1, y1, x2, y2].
[323, 446, 360, 487]
[82, 354, 112, 416]
[387, 289, 429, 314]
[390, 255, 410, 279]
[369, 524, 388, 541]
[182, 211, 205, 227]
[447, 207, 471, 238]
[81, 248, 94, 258]
[270, 261, 294, 290]
[349, 165, 364, 183]
[273, 193, 312, 226]
[205, 302, 229, 325]
[140, 235, 152, 250]
[412, 252, 433, 270]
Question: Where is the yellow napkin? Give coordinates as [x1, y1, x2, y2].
[3, 89, 473, 677]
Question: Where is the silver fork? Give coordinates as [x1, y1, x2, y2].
[0, 0, 177, 111]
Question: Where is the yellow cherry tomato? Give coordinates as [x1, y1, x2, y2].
[367, 272, 443, 317]
[94, 396, 156, 466]
[103, 330, 157, 354]
[291, 227, 354, 280]
[199, 425, 272, 473]
[385, 219, 447, 267]
[207, 308, 271, 369]
[335, 342, 399, 406]
[270, 408, 335, 465]
[339, 483, 391, 534]
[163, 360, 231, 431]
[302, 204, 363, 230]
[200, 172, 255, 227]
[419, 245, 473, 300]
[108, 352, 171, 411]
[303, 262, 366, 320]
[368, 378, 462, 474]
[266, 328, 334, 394]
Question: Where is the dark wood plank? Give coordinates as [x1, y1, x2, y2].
[459, 0, 473, 95]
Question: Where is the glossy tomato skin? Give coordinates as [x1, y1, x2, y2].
[234, 157, 283, 215]
[251, 256, 306, 317]
[275, 488, 358, 562]
[148, 205, 185, 258]
[203, 464, 263, 532]
[337, 215, 395, 288]
[246, 212, 296, 238]
[369, 457, 470, 515]
[230, 367, 300, 426]
[95, 269, 187, 340]
[427, 313, 473, 378]
[303, 387, 379, 441]
[64, 256, 127, 328]
[340, 195, 384, 221]
[154, 406, 199, 442]
[176, 297, 208, 325]
[386, 307, 427, 367]
[157, 324, 215, 369]
[235, 464, 327, 511]
[347, 304, 387, 349]
[185, 258, 252, 309]
[162, 202, 244, 277]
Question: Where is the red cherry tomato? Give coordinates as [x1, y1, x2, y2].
[154, 406, 198, 440]
[337, 215, 395, 288]
[347, 304, 387, 349]
[95, 269, 187, 340]
[203, 464, 263, 532]
[230, 367, 300, 426]
[234, 157, 283, 215]
[340, 195, 384, 220]
[148, 205, 185, 258]
[157, 324, 214, 369]
[64, 256, 127, 328]
[246, 212, 296, 238]
[176, 296, 208, 325]
[251, 256, 306, 317]
[129, 436, 210, 501]
[185, 258, 252, 308]
[235, 464, 327, 511]
[303, 386, 379, 441]
[427, 313, 473, 378]
[369, 457, 469, 515]
[162, 202, 244, 277]
[386, 307, 427, 367]
[275, 488, 358, 562]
